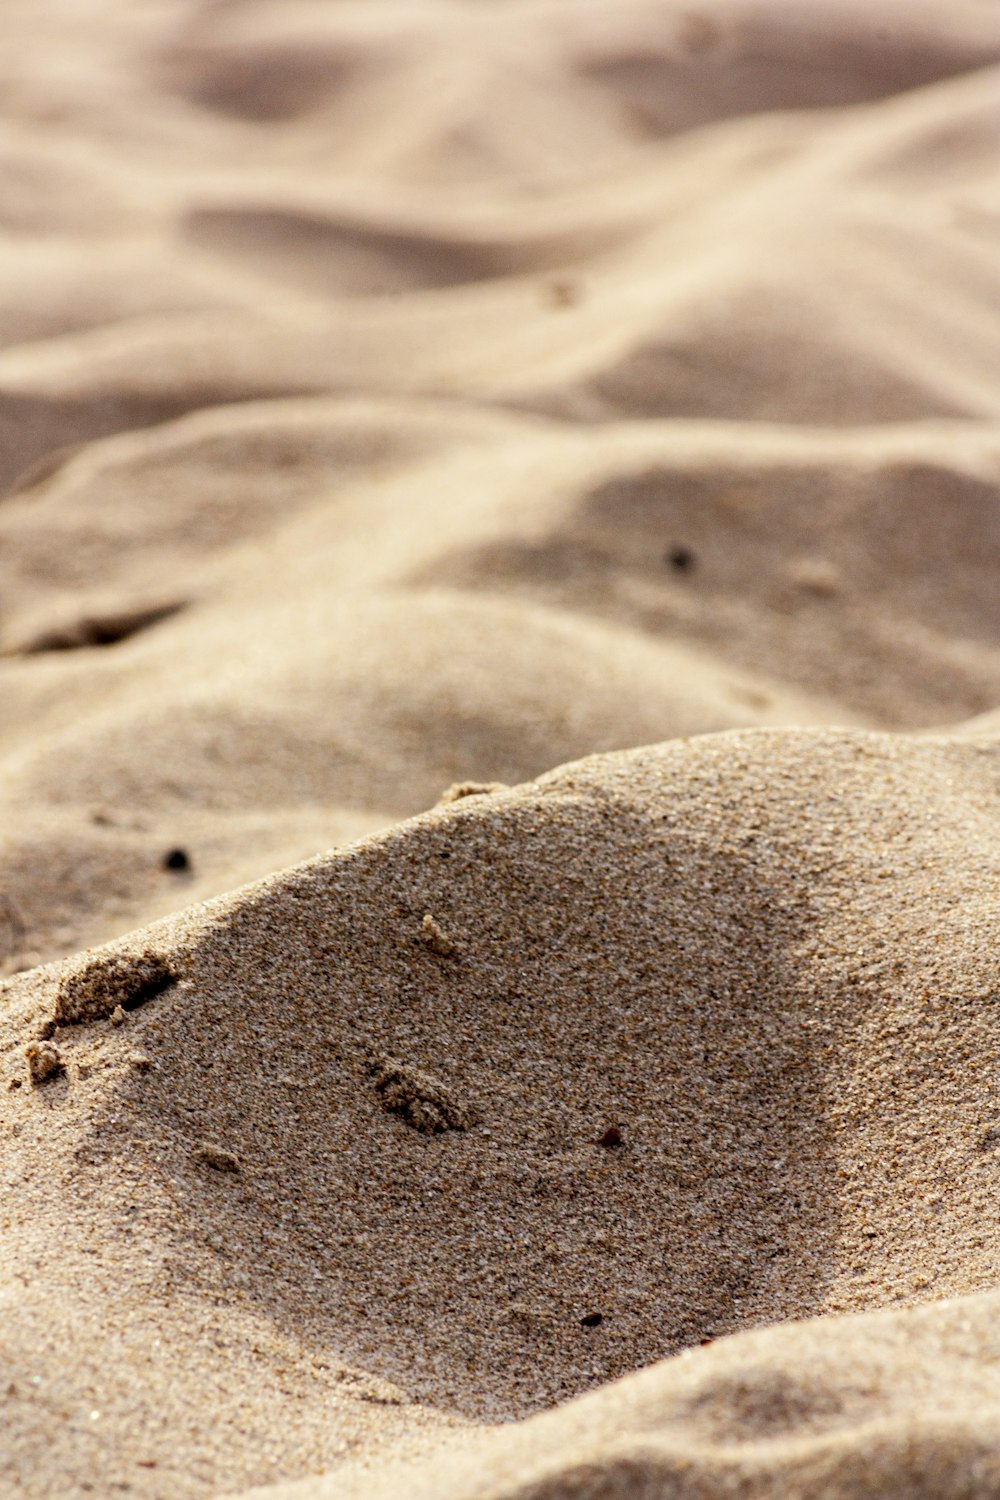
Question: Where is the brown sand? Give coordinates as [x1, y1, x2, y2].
[1, 2, 1000, 1497]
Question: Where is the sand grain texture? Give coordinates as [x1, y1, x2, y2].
[1, 1, 1000, 1497]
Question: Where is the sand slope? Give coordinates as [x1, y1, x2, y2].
[267, 1293, 1000, 1500]
[1, 0, 1000, 1496]
[3, 729, 1000, 1497]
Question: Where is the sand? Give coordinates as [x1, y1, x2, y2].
[1, 1, 1000, 1496]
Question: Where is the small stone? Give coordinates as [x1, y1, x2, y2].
[25, 1041, 64, 1086]
[110, 1005, 126, 1027]
[666, 545, 696, 573]
[595, 1126, 623, 1149]
[580, 1312, 604, 1328]
[162, 848, 190, 872]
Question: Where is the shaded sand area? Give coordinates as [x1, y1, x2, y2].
[4, 732, 1000, 1497]
[1, 1, 1000, 1497]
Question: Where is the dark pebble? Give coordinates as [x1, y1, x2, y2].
[667, 545, 696, 572]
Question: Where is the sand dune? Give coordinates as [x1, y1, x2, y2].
[1, 1, 999, 1496]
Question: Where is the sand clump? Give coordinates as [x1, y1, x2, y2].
[23, 1038, 63, 1087]
[419, 911, 458, 958]
[194, 1141, 241, 1175]
[373, 1056, 471, 1136]
[51, 951, 180, 1029]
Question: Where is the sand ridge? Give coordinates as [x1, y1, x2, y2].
[2, 406, 999, 973]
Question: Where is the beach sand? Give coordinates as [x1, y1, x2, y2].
[1, 2, 1000, 1496]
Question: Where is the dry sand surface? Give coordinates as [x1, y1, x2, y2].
[1, 1, 1000, 1496]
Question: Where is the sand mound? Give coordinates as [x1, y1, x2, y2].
[276, 1291, 1000, 1500]
[3, 728, 1000, 1496]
